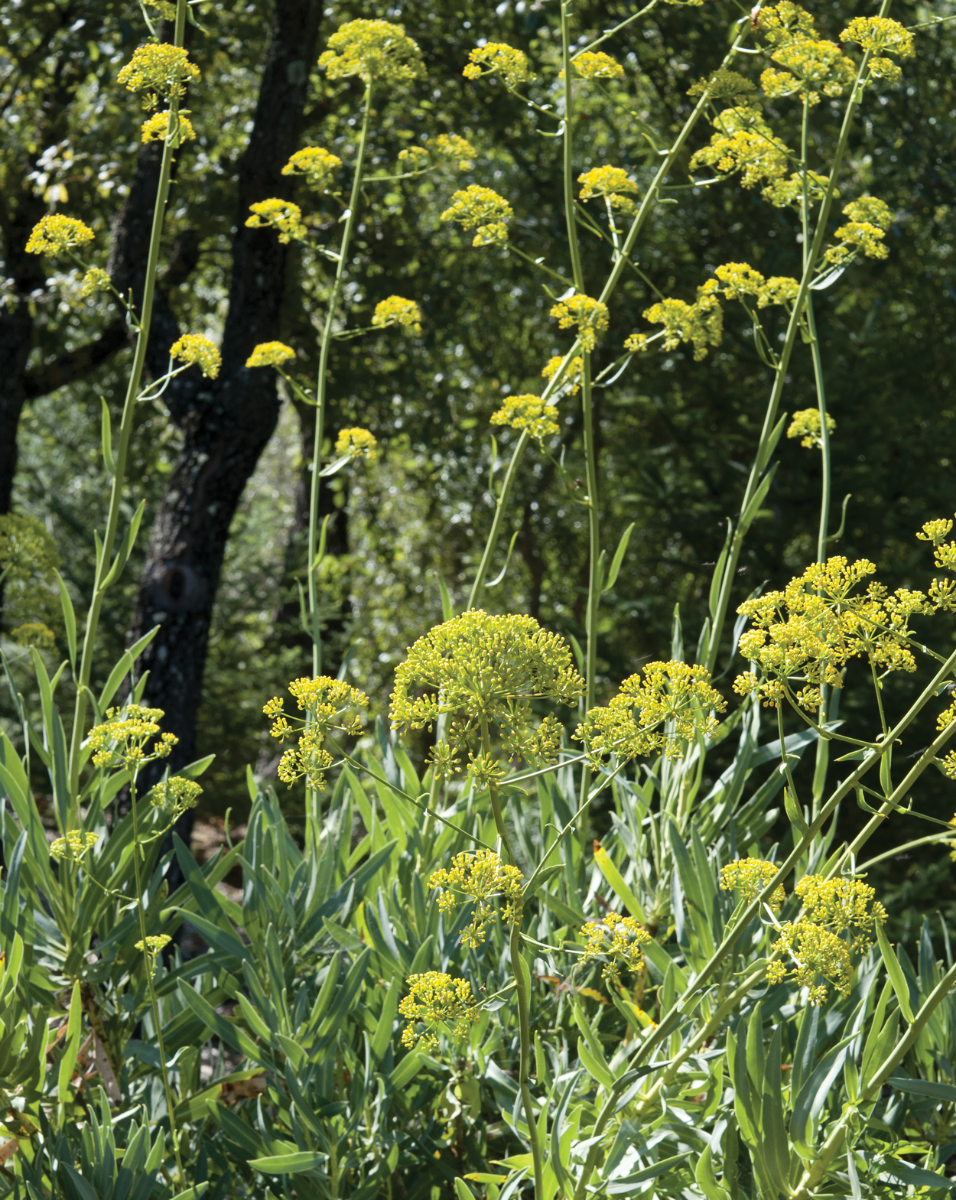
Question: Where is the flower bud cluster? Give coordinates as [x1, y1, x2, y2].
[372, 296, 422, 333]
[50, 831, 98, 862]
[578, 166, 638, 215]
[149, 776, 203, 820]
[318, 20, 423, 85]
[245, 198, 307, 244]
[787, 407, 836, 450]
[26, 215, 95, 257]
[334, 428, 379, 462]
[282, 147, 342, 192]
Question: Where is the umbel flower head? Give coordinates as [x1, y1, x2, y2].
[399, 972, 478, 1053]
[170, 334, 221, 379]
[824, 196, 894, 268]
[720, 858, 785, 912]
[50, 831, 98, 863]
[372, 296, 422, 333]
[135, 933, 172, 977]
[733, 557, 932, 710]
[390, 610, 584, 784]
[550, 295, 609, 352]
[841, 16, 914, 84]
[788, 407, 835, 449]
[26, 214, 95, 257]
[916, 513, 956, 612]
[713, 262, 799, 309]
[88, 704, 177, 771]
[141, 110, 196, 145]
[282, 147, 342, 192]
[80, 267, 111, 298]
[490, 394, 559, 443]
[149, 775, 202, 820]
[578, 167, 638, 215]
[246, 341, 296, 369]
[117, 44, 200, 110]
[567, 51, 624, 80]
[688, 69, 756, 99]
[542, 355, 583, 396]
[441, 184, 513, 247]
[318, 20, 423, 85]
[627, 280, 723, 362]
[463, 43, 536, 87]
[334, 427, 378, 462]
[245, 198, 307, 244]
[582, 914, 652, 988]
[430, 849, 524, 948]
[263, 676, 369, 790]
[575, 661, 726, 766]
[689, 105, 792, 193]
[766, 875, 886, 1004]
[433, 133, 477, 171]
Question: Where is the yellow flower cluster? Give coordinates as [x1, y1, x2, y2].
[117, 43, 200, 109]
[734, 557, 931, 709]
[399, 972, 478, 1052]
[490, 394, 560, 443]
[80, 267, 111, 298]
[762, 169, 829, 210]
[246, 341, 296, 369]
[627, 281, 723, 362]
[917, 514, 956, 611]
[550, 295, 609, 352]
[430, 849, 523, 948]
[578, 166, 638, 215]
[795, 874, 887, 954]
[542, 355, 583, 395]
[462, 42, 536, 87]
[140, 110, 196, 145]
[135, 934, 172, 955]
[689, 106, 792, 192]
[149, 775, 202, 820]
[372, 295, 422, 333]
[334, 427, 378, 462]
[719, 858, 785, 912]
[582, 914, 652, 987]
[11, 622, 56, 650]
[687, 69, 756, 99]
[824, 196, 894, 268]
[245, 198, 307, 244]
[170, 333, 221, 379]
[787, 407, 836, 449]
[434, 133, 478, 170]
[440, 184, 513, 247]
[755, 6, 855, 104]
[318, 19, 423, 85]
[841, 16, 914, 84]
[576, 661, 726, 765]
[50, 831, 98, 862]
[282, 147, 342, 191]
[88, 705, 177, 770]
[714, 262, 800, 308]
[263, 676, 368, 790]
[766, 921, 852, 1004]
[569, 51, 624, 80]
[26, 214, 95, 257]
[390, 610, 583, 778]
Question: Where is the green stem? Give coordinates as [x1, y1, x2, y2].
[67, 0, 188, 801]
[130, 775, 186, 1186]
[578, 351, 599, 844]
[467, 34, 747, 610]
[791, 955, 956, 1200]
[561, 1, 584, 293]
[306, 83, 373, 678]
[704, 15, 888, 674]
[512, 923, 544, 1200]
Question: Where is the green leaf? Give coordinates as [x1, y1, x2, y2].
[577, 1036, 615, 1091]
[695, 1146, 731, 1200]
[249, 1151, 328, 1174]
[371, 978, 400, 1061]
[57, 980, 83, 1104]
[602, 522, 634, 593]
[387, 1051, 426, 1091]
[888, 1075, 956, 1103]
[437, 574, 454, 621]
[878, 924, 916, 1023]
[593, 842, 645, 922]
[606, 1153, 690, 1192]
[54, 571, 77, 670]
[453, 1179, 475, 1200]
[881, 1159, 956, 1189]
[100, 396, 115, 476]
[98, 626, 160, 709]
[180, 984, 261, 1061]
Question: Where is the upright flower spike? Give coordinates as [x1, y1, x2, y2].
[169, 334, 221, 379]
[788, 408, 836, 449]
[318, 19, 423, 85]
[440, 184, 513, 247]
[575, 661, 725, 766]
[490, 394, 560, 443]
[25, 214, 95, 256]
[549, 295, 609, 352]
[390, 610, 584, 783]
[117, 43, 200, 109]
[282, 147, 342, 192]
[462, 43, 536, 87]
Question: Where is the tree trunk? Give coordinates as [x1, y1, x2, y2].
[124, 0, 323, 779]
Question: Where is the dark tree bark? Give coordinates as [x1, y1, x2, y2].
[119, 0, 323, 779]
